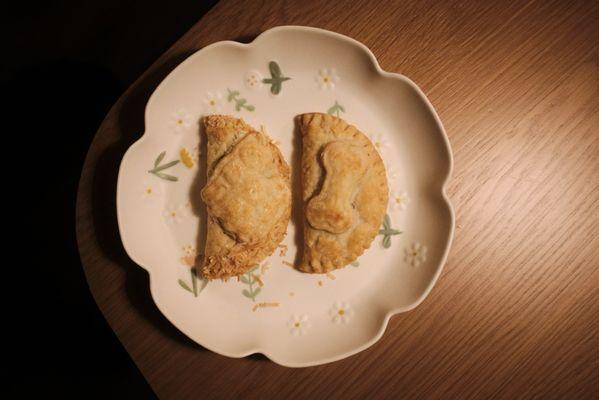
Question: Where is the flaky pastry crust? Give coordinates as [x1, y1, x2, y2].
[200, 115, 291, 279]
[299, 113, 388, 273]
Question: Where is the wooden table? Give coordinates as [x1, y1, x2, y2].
[76, 0, 599, 398]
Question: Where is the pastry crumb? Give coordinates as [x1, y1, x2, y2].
[326, 272, 336, 280]
[318, 281, 323, 287]
[252, 302, 280, 312]
[252, 274, 264, 287]
[260, 262, 271, 274]
[282, 261, 294, 268]
[180, 255, 196, 267]
[289, 292, 295, 297]
[278, 244, 288, 257]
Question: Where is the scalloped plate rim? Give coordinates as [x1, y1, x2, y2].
[116, 25, 454, 368]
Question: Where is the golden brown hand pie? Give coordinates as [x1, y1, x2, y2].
[299, 113, 388, 273]
[200, 115, 291, 279]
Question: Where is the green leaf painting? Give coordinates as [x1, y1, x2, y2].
[227, 88, 255, 112]
[199, 278, 209, 293]
[379, 213, 402, 248]
[178, 268, 208, 297]
[262, 61, 291, 95]
[154, 151, 165, 167]
[327, 100, 345, 117]
[240, 265, 261, 302]
[148, 151, 180, 181]
[178, 279, 192, 292]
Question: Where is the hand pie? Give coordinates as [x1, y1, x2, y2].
[200, 115, 291, 280]
[299, 113, 388, 273]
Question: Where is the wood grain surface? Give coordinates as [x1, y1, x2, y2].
[75, 0, 599, 398]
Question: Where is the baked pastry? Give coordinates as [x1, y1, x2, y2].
[299, 113, 388, 273]
[200, 115, 291, 279]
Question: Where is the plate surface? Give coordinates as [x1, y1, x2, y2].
[117, 26, 453, 367]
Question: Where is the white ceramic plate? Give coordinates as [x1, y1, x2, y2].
[117, 26, 454, 367]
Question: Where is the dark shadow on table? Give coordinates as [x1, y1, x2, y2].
[248, 353, 270, 361]
[235, 33, 260, 44]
